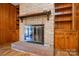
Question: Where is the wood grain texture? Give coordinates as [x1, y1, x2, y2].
[0, 3, 19, 44]
[54, 3, 79, 55]
[74, 3, 79, 30]
[55, 30, 78, 50]
[55, 3, 72, 30]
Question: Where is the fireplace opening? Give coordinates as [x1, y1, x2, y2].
[24, 24, 44, 44]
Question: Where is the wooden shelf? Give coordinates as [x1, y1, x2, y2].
[55, 5, 72, 10]
[16, 24, 19, 25]
[55, 3, 72, 8]
[55, 3, 72, 30]
[16, 10, 19, 13]
[16, 21, 19, 24]
[16, 5, 19, 9]
[16, 5, 19, 30]
[19, 10, 51, 18]
[55, 15, 72, 22]
[55, 21, 72, 30]
[55, 7, 72, 12]
[55, 11, 72, 16]
[55, 19, 72, 22]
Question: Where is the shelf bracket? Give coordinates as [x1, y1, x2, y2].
[20, 18, 23, 23]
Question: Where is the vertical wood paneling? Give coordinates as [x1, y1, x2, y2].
[0, 4, 18, 44]
[9, 5, 16, 30]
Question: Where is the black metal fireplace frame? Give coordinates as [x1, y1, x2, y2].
[24, 24, 44, 45]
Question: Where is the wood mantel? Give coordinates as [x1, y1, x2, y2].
[19, 10, 51, 22]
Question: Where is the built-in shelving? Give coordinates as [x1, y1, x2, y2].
[16, 5, 19, 29]
[55, 3, 73, 30]
[55, 3, 79, 55]
[55, 15, 72, 22]
[55, 4, 72, 10]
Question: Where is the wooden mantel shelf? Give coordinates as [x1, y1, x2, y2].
[19, 10, 51, 22]
[19, 10, 51, 18]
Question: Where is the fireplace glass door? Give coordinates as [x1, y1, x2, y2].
[24, 25, 44, 44]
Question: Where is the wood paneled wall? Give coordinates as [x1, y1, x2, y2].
[0, 3, 19, 44]
[74, 3, 79, 31]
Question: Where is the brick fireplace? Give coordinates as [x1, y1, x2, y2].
[12, 3, 54, 56]
[20, 15, 54, 47]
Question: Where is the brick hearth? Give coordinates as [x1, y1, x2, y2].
[11, 41, 53, 56]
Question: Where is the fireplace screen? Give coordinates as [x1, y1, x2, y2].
[24, 25, 44, 44]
